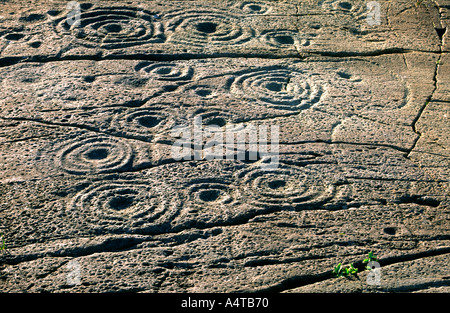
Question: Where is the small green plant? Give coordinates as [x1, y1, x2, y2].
[363, 251, 378, 263]
[332, 252, 379, 279]
[363, 251, 378, 270]
[332, 263, 344, 277]
[344, 263, 358, 276]
[332, 262, 358, 279]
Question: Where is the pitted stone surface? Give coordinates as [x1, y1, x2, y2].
[0, 0, 449, 293]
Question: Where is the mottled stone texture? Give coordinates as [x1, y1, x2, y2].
[0, 0, 449, 293]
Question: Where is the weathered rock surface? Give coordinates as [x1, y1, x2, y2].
[0, 0, 448, 293]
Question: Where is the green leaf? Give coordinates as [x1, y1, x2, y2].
[364, 251, 378, 263]
[344, 264, 357, 276]
[333, 263, 344, 277]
